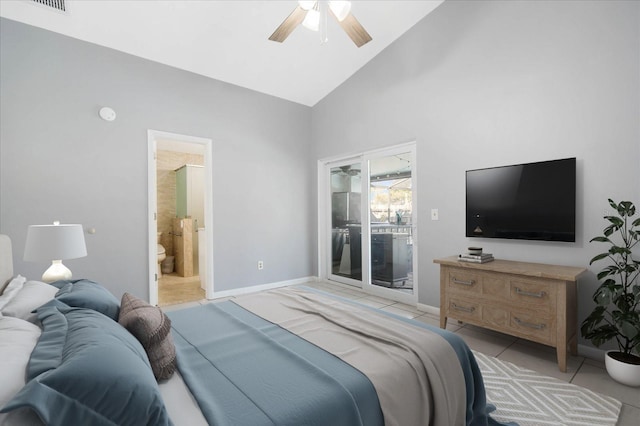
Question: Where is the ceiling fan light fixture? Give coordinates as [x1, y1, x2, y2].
[329, 1, 351, 22]
[302, 7, 320, 31]
[270, 0, 370, 47]
[298, 1, 316, 11]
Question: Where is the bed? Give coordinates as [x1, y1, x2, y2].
[0, 234, 507, 426]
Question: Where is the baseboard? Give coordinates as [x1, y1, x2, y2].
[578, 344, 606, 362]
[209, 276, 317, 299]
[417, 302, 439, 316]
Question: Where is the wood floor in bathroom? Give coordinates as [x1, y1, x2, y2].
[158, 273, 205, 307]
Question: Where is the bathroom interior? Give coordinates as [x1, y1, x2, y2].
[156, 143, 206, 306]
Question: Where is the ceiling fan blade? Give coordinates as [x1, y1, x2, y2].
[269, 6, 308, 43]
[333, 12, 372, 48]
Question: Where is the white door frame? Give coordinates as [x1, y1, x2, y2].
[318, 141, 418, 305]
[147, 129, 214, 306]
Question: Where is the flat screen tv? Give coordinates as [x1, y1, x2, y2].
[466, 158, 576, 242]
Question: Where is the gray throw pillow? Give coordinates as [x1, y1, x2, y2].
[118, 292, 177, 380]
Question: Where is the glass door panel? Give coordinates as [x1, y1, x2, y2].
[328, 162, 362, 285]
[368, 152, 414, 295]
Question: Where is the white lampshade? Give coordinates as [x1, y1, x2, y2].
[24, 222, 87, 282]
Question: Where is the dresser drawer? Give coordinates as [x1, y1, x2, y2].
[446, 270, 481, 294]
[509, 309, 554, 344]
[510, 278, 554, 310]
[446, 297, 481, 322]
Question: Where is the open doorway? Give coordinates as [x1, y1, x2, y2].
[147, 130, 214, 307]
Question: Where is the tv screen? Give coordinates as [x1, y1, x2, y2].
[466, 158, 576, 242]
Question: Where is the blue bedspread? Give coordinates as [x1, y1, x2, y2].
[168, 287, 512, 426]
[167, 301, 383, 426]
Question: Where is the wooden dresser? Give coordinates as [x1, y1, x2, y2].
[434, 256, 586, 372]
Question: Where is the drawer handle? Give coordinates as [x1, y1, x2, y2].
[515, 287, 546, 298]
[451, 303, 475, 313]
[452, 278, 475, 286]
[514, 317, 546, 330]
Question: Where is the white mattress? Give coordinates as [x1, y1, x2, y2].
[159, 370, 208, 425]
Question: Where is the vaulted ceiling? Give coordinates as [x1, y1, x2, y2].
[0, 0, 444, 106]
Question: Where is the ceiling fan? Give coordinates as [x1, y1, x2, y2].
[269, 1, 372, 48]
[332, 165, 361, 176]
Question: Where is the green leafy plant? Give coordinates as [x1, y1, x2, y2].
[581, 199, 640, 362]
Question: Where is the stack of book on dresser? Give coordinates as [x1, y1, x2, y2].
[458, 252, 494, 263]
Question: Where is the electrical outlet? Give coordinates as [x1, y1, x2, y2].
[257, 260, 264, 270]
[431, 208, 439, 220]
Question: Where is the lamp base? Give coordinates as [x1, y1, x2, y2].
[42, 260, 73, 283]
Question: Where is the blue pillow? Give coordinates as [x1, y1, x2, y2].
[51, 279, 120, 320]
[1, 299, 172, 426]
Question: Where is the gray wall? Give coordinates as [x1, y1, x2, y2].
[1, 1, 639, 350]
[0, 18, 314, 299]
[312, 0, 639, 347]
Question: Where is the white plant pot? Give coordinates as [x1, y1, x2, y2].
[605, 351, 640, 387]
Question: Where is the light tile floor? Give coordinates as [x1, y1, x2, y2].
[163, 279, 640, 425]
[158, 273, 205, 307]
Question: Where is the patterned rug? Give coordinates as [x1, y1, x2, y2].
[474, 351, 622, 426]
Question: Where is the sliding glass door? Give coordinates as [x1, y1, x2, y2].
[323, 143, 417, 303]
[365, 147, 415, 302]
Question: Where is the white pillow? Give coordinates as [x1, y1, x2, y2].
[0, 316, 41, 410]
[1, 281, 58, 323]
[0, 275, 26, 310]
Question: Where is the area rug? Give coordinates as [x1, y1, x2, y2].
[474, 351, 622, 426]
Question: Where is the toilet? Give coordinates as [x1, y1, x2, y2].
[157, 232, 166, 278]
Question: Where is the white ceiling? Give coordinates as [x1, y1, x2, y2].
[0, 0, 444, 106]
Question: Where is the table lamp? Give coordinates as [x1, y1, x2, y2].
[24, 221, 87, 283]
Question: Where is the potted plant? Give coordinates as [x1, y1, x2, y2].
[581, 199, 640, 387]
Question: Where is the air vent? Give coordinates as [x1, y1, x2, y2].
[31, 0, 69, 15]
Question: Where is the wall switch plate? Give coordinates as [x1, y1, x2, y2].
[431, 209, 439, 220]
[257, 260, 264, 270]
